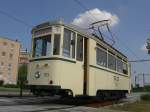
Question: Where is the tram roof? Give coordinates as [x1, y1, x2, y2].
[32, 20, 127, 59]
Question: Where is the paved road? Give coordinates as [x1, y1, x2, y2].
[0, 92, 146, 112]
[0, 92, 147, 112]
[0, 96, 127, 112]
[121, 92, 147, 103]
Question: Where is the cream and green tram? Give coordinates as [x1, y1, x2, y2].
[27, 20, 131, 99]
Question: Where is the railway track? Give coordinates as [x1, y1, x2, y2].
[0, 94, 122, 108]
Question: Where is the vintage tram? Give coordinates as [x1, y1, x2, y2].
[27, 20, 131, 99]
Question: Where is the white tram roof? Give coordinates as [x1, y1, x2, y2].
[32, 20, 127, 60]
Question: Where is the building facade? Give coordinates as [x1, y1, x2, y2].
[19, 49, 29, 65]
[0, 37, 20, 84]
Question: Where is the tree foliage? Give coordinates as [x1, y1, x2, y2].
[18, 64, 28, 82]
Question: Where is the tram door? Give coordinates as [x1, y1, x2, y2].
[76, 35, 88, 95]
[83, 38, 88, 95]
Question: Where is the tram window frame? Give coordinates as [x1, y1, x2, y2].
[33, 35, 52, 57]
[108, 52, 116, 71]
[33, 38, 43, 57]
[96, 46, 107, 67]
[116, 57, 123, 73]
[123, 62, 128, 75]
[71, 32, 76, 59]
[42, 36, 51, 56]
[63, 28, 71, 57]
[53, 34, 60, 55]
[76, 34, 83, 61]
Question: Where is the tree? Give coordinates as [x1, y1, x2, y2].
[146, 39, 150, 54]
[18, 64, 28, 83]
[18, 64, 28, 97]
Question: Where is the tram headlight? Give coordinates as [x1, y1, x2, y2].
[35, 71, 40, 78]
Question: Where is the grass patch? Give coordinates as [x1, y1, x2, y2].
[110, 101, 150, 112]
[0, 87, 20, 92]
[141, 94, 150, 101]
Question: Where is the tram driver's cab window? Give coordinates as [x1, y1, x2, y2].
[53, 34, 60, 55]
[63, 29, 71, 57]
[33, 35, 52, 57]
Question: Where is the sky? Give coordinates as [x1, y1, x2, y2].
[0, 0, 150, 85]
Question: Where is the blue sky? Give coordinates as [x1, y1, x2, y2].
[0, 0, 150, 81]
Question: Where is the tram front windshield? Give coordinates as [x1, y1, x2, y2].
[33, 35, 52, 57]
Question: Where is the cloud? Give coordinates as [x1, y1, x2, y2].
[72, 8, 119, 28]
[141, 44, 147, 52]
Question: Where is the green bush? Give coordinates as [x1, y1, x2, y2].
[132, 86, 150, 92]
[141, 94, 150, 101]
[0, 80, 4, 86]
[2, 84, 19, 88]
[144, 85, 150, 91]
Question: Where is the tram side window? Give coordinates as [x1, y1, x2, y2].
[123, 63, 128, 75]
[71, 33, 76, 58]
[63, 29, 71, 57]
[117, 58, 123, 73]
[53, 34, 60, 55]
[76, 35, 83, 61]
[108, 54, 116, 70]
[96, 48, 107, 67]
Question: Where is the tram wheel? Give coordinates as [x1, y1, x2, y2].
[60, 89, 73, 98]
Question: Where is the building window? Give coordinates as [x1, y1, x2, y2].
[117, 58, 123, 73]
[1, 62, 4, 66]
[76, 34, 83, 61]
[63, 28, 71, 57]
[3, 42, 7, 46]
[8, 63, 12, 71]
[11, 43, 14, 47]
[2, 52, 6, 56]
[53, 34, 60, 55]
[9, 54, 13, 59]
[8, 63, 12, 67]
[96, 47, 107, 67]
[8, 68, 11, 71]
[108, 53, 116, 70]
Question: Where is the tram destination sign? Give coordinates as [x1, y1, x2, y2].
[34, 27, 52, 37]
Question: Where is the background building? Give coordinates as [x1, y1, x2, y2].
[17, 49, 29, 82]
[19, 49, 29, 65]
[0, 37, 20, 84]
